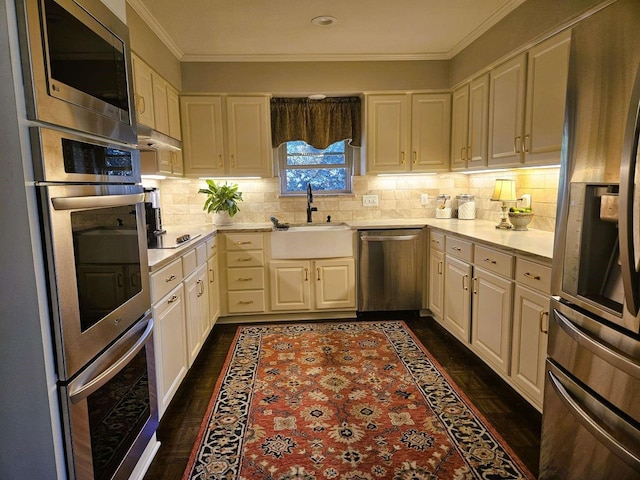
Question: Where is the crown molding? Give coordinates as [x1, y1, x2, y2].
[180, 52, 451, 63]
[126, 0, 184, 60]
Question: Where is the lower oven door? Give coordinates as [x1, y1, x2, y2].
[540, 361, 640, 479]
[39, 183, 151, 380]
[60, 315, 158, 480]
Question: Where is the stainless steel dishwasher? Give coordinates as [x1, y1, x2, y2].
[358, 229, 423, 311]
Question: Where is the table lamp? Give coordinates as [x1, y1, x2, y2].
[491, 179, 517, 229]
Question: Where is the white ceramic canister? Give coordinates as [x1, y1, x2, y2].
[456, 194, 476, 220]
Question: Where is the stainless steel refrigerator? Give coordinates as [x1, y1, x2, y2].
[541, 0, 640, 478]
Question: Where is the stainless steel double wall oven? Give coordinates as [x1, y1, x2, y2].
[15, 0, 157, 478]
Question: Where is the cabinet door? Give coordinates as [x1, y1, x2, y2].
[152, 73, 170, 135]
[181, 96, 225, 176]
[467, 73, 490, 170]
[226, 96, 271, 177]
[131, 54, 155, 128]
[207, 255, 220, 328]
[270, 261, 311, 311]
[450, 84, 470, 171]
[411, 93, 451, 172]
[366, 94, 409, 173]
[314, 259, 356, 310]
[511, 285, 549, 407]
[428, 249, 445, 320]
[166, 85, 182, 140]
[184, 264, 209, 367]
[523, 31, 570, 165]
[488, 53, 527, 167]
[443, 256, 472, 343]
[153, 285, 187, 418]
[471, 267, 513, 374]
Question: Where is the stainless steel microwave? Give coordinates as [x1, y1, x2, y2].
[15, 0, 137, 145]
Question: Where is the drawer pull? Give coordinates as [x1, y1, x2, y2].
[165, 274, 177, 282]
[472, 277, 478, 294]
[167, 295, 178, 304]
[432, 239, 440, 245]
[483, 258, 497, 264]
[437, 261, 443, 275]
[237, 257, 253, 262]
[462, 274, 469, 291]
[237, 241, 253, 245]
[540, 311, 549, 333]
[238, 300, 254, 305]
[451, 246, 462, 251]
[304, 268, 309, 281]
[524, 272, 541, 280]
[237, 277, 253, 282]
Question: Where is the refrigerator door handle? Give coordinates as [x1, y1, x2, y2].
[619, 63, 640, 316]
[547, 369, 640, 472]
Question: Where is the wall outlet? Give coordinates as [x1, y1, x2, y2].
[363, 194, 379, 207]
[421, 193, 429, 206]
[521, 193, 531, 208]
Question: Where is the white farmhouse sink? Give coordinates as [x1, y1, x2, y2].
[270, 224, 354, 259]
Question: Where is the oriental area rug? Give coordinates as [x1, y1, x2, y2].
[183, 321, 533, 480]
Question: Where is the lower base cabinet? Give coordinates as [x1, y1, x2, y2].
[428, 249, 445, 320]
[442, 255, 472, 342]
[185, 263, 209, 367]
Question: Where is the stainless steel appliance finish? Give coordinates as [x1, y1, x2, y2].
[60, 314, 158, 480]
[15, 0, 137, 145]
[358, 229, 423, 311]
[542, 1, 640, 477]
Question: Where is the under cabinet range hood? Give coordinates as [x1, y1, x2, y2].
[137, 124, 182, 151]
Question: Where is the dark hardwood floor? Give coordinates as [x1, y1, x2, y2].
[143, 315, 541, 479]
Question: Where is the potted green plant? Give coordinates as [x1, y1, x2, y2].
[198, 180, 243, 225]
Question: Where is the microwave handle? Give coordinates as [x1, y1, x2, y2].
[52, 192, 145, 211]
[619, 63, 640, 316]
[68, 316, 153, 404]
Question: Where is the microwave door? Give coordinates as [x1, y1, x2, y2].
[619, 62, 640, 320]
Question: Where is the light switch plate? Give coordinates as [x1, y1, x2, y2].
[421, 194, 429, 205]
[363, 194, 378, 207]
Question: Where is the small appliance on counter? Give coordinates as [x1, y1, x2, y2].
[144, 187, 165, 243]
[456, 194, 476, 220]
[435, 194, 452, 218]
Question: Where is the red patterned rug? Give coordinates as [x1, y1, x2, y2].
[183, 321, 533, 479]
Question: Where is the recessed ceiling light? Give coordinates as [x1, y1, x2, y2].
[311, 16, 337, 26]
[308, 94, 326, 100]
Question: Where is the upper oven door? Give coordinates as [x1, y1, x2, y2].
[39, 183, 150, 380]
[30, 127, 140, 184]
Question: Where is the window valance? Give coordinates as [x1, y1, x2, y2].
[270, 96, 362, 149]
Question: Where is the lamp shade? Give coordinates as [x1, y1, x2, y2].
[491, 178, 517, 202]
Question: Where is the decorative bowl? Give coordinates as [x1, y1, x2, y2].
[508, 212, 534, 231]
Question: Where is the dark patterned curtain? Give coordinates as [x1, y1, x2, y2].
[270, 96, 362, 149]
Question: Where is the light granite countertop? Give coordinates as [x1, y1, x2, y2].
[147, 218, 554, 271]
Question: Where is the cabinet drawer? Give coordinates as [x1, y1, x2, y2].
[226, 250, 264, 267]
[445, 236, 473, 262]
[227, 290, 265, 313]
[224, 233, 264, 251]
[227, 267, 265, 290]
[151, 259, 183, 302]
[182, 249, 197, 277]
[206, 236, 218, 259]
[516, 257, 551, 293]
[430, 230, 445, 252]
[195, 242, 208, 266]
[474, 244, 514, 278]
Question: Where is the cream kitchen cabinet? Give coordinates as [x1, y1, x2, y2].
[206, 237, 220, 328]
[131, 53, 155, 128]
[427, 231, 445, 321]
[366, 93, 451, 174]
[181, 95, 272, 177]
[140, 149, 183, 177]
[222, 233, 266, 314]
[488, 31, 571, 167]
[442, 236, 473, 343]
[150, 258, 187, 418]
[450, 74, 489, 171]
[269, 258, 356, 312]
[183, 245, 209, 368]
[471, 245, 514, 376]
[511, 257, 551, 409]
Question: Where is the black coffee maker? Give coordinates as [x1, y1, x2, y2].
[144, 188, 165, 244]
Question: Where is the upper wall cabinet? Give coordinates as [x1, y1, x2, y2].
[488, 31, 571, 168]
[366, 93, 451, 174]
[131, 53, 182, 141]
[181, 95, 272, 177]
[450, 74, 490, 171]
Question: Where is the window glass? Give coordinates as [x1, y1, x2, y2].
[280, 140, 352, 194]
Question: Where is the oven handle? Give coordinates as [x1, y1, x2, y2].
[547, 369, 640, 472]
[68, 317, 153, 404]
[52, 192, 145, 210]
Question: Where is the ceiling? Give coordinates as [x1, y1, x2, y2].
[127, 0, 527, 62]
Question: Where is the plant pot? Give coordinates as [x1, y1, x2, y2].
[213, 211, 233, 226]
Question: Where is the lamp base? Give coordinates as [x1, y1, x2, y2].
[495, 218, 513, 229]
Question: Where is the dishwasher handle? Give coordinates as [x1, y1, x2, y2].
[360, 234, 420, 242]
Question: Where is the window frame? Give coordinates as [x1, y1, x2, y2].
[277, 140, 354, 196]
